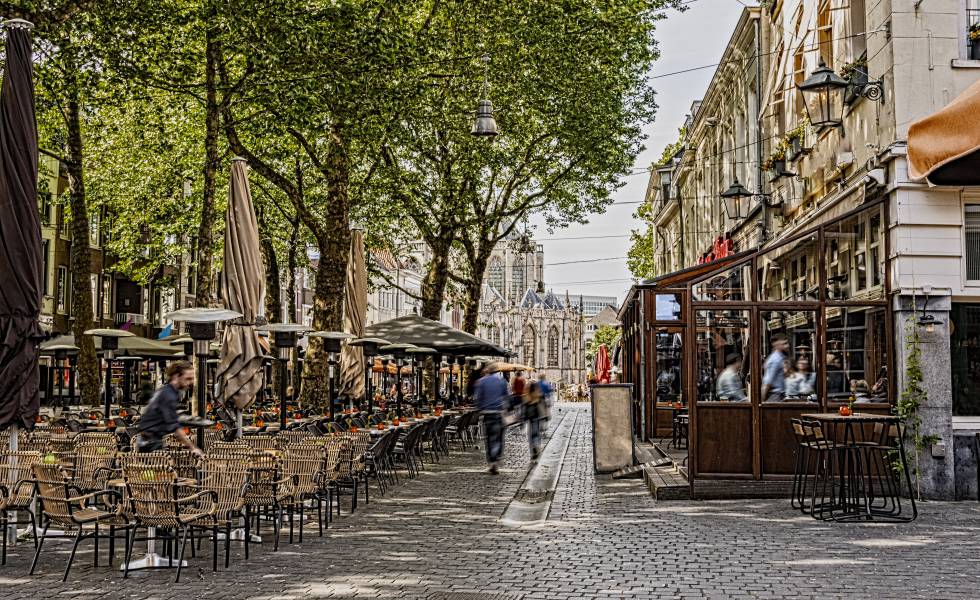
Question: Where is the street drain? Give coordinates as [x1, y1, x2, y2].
[513, 489, 554, 503]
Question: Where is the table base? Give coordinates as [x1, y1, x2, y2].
[120, 552, 187, 571]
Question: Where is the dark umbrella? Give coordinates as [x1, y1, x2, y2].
[0, 20, 41, 432]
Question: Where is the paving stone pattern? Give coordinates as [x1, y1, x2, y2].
[3, 403, 980, 599]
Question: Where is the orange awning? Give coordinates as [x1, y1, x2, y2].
[908, 78, 980, 184]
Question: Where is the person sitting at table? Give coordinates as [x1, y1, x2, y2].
[761, 334, 790, 402]
[136, 361, 204, 456]
[716, 353, 747, 402]
[786, 357, 816, 399]
[851, 379, 873, 403]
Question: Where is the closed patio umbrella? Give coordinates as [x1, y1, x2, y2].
[595, 344, 611, 384]
[339, 226, 367, 401]
[0, 20, 41, 431]
[216, 158, 265, 435]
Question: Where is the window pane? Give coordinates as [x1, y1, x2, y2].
[966, 205, 980, 281]
[655, 329, 683, 405]
[655, 293, 682, 320]
[825, 306, 888, 402]
[693, 263, 752, 301]
[696, 309, 751, 403]
[953, 303, 980, 416]
[758, 235, 819, 301]
[760, 309, 819, 403]
[824, 204, 884, 301]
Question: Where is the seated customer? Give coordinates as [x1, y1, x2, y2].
[786, 358, 817, 399]
[851, 379, 873, 403]
[716, 353, 748, 402]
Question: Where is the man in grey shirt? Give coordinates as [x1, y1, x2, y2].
[716, 353, 747, 402]
[762, 334, 790, 402]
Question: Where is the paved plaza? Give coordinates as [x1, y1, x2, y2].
[3, 403, 980, 599]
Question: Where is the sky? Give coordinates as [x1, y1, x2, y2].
[533, 0, 746, 306]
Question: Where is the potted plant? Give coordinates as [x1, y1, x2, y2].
[970, 23, 980, 60]
[840, 57, 868, 104]
[762, 142, 789, 181]
[784, 118, 810, 161]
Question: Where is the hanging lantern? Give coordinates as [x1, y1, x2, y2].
[720, 178, 752, 220]
[471, 99, 498, 138]
[798, 60, 848, 129]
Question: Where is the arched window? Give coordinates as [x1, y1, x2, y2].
[547, 326, 559, 367]
[488, 257, 504, 294]
[490, 326, 501, 345]
[511, 257, 525, 303]
[522, 326, 536, 366]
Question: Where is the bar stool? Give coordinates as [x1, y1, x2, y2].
[799, 419, 843, 519]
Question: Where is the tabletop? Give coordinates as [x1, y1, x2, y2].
[801, 412, 900, 423]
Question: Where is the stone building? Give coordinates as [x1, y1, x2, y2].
[636, 0, 980, 499]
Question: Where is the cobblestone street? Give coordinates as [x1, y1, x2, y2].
[3, 403, 980, 599]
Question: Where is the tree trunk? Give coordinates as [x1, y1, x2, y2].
[299, 130, 351, 408]
[65, 65, 99, 407]
[461, 250, 491, 334]
[195, 21, 221, 307]
[420, 238, 451, 321]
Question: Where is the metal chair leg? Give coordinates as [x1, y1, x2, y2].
[29, 522, 50, 575]
[63, 530, 84, 582]
[175, 525, 189, 582]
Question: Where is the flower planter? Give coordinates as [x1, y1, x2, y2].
[972, 41, 980, 61]
[786, 137, 802, 161]
[844, 67, 869, 105]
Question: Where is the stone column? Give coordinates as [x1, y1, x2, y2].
[893, 293, 955, 499]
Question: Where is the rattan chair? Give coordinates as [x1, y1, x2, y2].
[1, 451, 42, 565]
[242, 435, 278, 452]
[241, 451, 292, 555]
[281, 443, 326, 542]
[29, 462, 129, 581]
[121, 457, 217, 581]
[276, 430, 311, 449]
[71, 446, 117, 492]
[199, 454, 251, 567]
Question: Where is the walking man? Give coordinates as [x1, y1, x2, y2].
[136, 361, 205, 456]
[761, 334, 790, 403]
[474, 362, 508, 474]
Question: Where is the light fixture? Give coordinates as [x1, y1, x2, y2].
[348, 337, 390, 412]
[917, 290, 944, 334]
[470, 55, 498, 138]
[798, 60, 848, 129]
[379, 343, 417, 417]
[720, 178, 752, 220]
[658, 166, 673, 200]
[308, 331, 354, 416]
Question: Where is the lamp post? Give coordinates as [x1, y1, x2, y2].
[83, 328, 135, 422]
[379, 344, 416, 418]
[258, 323, 309, 430]
[308, 331, 354, 417]
[348, 337, 390, 413]
[164, 308, 242, 446]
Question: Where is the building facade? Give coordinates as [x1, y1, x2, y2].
[638, 0, 980, 499]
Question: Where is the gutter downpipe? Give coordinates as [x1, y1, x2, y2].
[638, 289, 648, 442]
[755, 17, 766, 244]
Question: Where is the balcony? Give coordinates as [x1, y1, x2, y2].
[114, 312, 146, 326]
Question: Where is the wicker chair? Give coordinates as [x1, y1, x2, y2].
[29, 462, 129, 581]
[121, 457, 217, 581]
[1, 451, 42, 565]
[73, 432, 118, 450]
[199, 454, 250, 567]
[276, 430, 311, 450]
[281, 443, 326, 542]
[71, 446, 117, 492]
[241, 452, 293, 554]
[242, 435, 278, 452]
[210, 440, 251, 455]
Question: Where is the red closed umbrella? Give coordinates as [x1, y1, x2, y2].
[595, 344, 611, 384]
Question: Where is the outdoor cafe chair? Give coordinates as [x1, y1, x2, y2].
[241, 451, 293, 555]
[796, 419, 844, 519]
[121, 457, 218, 582]
[364, 430, 398, 495]
[281, 442, 326, 542]
[198, 454, 251, 567]
[71, 446, 117, 493]
[445, 412, 472, 450]
[243, 435, 278, 452]
[392, 424, 426, 478]
[1, 450, 42, 565]
[29, 462, 129, 581]
[276, 430, 311, 450]
[328, 433, 370, 514]
[73, 432, 118, 450]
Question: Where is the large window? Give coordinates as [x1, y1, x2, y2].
[966, 205, 980, 281]
[696, 309, 751, 403]
[522, 327, 536, 366]
[57, 266, 67, 314]
[511, 258, 525, 302]
[817, 0, 834, 68]
[952, 304, 980, 416]
[488, 257, 504, 294]
[760, 309, 819, 403]
[547, 326, 559, 367]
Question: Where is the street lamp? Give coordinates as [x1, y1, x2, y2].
[83, 328, 134, 423]
[164, 308, 242, 446]
[471, 55, 498, 138]
[379, 344, 416, 418]
[720, 178, 753, 221]
[348, 337, 390, 413]
[258, 323, 309, 429]
[798, 60, 848, 129]
[307, 331, 354, 418]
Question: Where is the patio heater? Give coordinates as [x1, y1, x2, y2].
[380, 344, 416, 418]
[455, 355, 468, 405]
[406, 347, 438, 410]
[348, 337, 390, 412]
[164, 308, 242, 446]
[258, 323, 309, 430]
[308, 331, 353, 417]
[83, 328, 135, 422]
[46, 343, 78, 410]
[117, 356, 143, 406]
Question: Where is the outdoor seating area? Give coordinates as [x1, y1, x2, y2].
[0, 408, 482, 581]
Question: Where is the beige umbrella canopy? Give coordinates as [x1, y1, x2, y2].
[216, 158, 266, 410]
[908, 78, 980, 184]
[339, 226, 367, 399]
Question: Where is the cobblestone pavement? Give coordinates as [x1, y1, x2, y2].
[4, 403, 980, 599]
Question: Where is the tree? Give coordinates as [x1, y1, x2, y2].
[587, 325, 622, 360]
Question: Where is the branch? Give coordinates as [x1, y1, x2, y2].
[374, 268, 424, 301]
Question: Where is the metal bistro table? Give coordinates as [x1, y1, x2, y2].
[801, 412, 917, 522]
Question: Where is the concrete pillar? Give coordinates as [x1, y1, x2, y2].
[893, 293, 955, 499]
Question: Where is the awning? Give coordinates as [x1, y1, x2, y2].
[908, 78, 980, 184]
[40, 334, 180, 358]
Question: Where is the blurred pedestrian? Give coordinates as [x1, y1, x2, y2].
[523, 377, 544, 460]
[537, 373, 553, 425]
[474, 362, 508, 474]
[136, 361, 204, 456]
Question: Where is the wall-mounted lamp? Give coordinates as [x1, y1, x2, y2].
[917, 287, 944, 334]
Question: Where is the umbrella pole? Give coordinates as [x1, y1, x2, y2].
[6, 424, 17, 546]
[103, 353, 114, 421]
[68, 357, 76, 405]
[279, 355, 288, 430]
[365, 364, 372, 413]
[395, 360, 403, 418]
